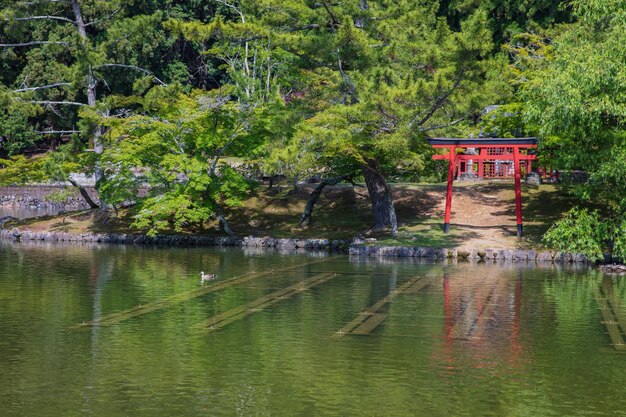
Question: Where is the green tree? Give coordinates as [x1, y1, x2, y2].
[98, 87, 257, 236]
[439, 0, 572, 46]
[516, 0, 626, 260]
[221, 1, 508, 234]
[0, 0, 221, 204]
[175, 0, 512, 235]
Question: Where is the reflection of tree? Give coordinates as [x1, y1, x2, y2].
[83, 251, 114, 413]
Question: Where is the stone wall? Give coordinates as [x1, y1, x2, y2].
[0, 227, 591, 263]
[347, 245, 590, 263]
[0, 229, 350, 250]
[0, 185, 98, 211]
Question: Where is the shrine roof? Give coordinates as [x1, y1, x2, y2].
[427, 137, 538, 146]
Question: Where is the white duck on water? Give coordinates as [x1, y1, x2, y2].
[200, 271, 217, 283]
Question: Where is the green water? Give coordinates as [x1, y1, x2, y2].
[1, 241, 625, 417]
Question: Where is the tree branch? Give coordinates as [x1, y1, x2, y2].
[409, 77, 463, 128]
[419, 116, 467, 132]
[214, 0, 245, 22]
[15, 15, 76, 24]
[97, 64, 167, 86]
[299, 175, 348, 226]
[17, 1, 68, 5]
[321, 0, 339, 29]
[35, 130, 81, 134]
[18, 99, 86, 106]
[0, 41, 70, 47]
[84, 8, 121, 27]
[13, 82, 71, 92]
[209, 121, 244, 176]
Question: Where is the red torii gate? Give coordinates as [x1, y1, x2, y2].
[428, 137, 538, 237]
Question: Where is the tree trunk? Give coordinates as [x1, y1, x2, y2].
[217, 207, 236, 237]
[299, 175, 346, 226]
[68, 178, 99, 209]
[71, 0, 104, 187]
[362, 159, 397, 236]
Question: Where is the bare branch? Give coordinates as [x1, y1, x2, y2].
[17, 1, 68, 5]
[419, 116, 467, 132]
[18, 99, 86, 106]
[35, 130, 81, 134]
[15, 15, 76, 24]
[214, 0, 245, 23]
[13, 82, 71, 92]
[84, 8, 121, 27]
[97, 64, 167, 86]
[0, 41, 70, 47]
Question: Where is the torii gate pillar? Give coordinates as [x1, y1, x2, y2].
[443, 145, 455, 234]
[513, 147, 523, 237]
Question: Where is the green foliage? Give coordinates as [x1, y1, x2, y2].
[45, 187, 75, 204]
[479, 103, 526, 138]
[0, 0, 589, 238]
[439, 0, 572, 45]
[0, 155, 47, 184]
[0, 108, 39, 155]
[0, 0, 221, 165]
[613, 217, 626, 260]
[100, 89, 255, 236]
[198, 2, 510, 186]
[582, 137, 626, 211]
[543, 207, 626, 262]
[514, 0, 626, 257]
[543, 208, 607, 261]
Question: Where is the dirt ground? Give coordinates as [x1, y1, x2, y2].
[406, 184, 535, 248]
[390, 182, 573, 249]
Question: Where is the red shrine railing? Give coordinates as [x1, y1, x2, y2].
[428, 137, 538, 237]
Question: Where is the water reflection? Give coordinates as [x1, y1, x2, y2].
[0, 241, 624, 417]
[436, 265, 527, 377]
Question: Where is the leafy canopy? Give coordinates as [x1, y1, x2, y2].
[99, 86, 256, 235]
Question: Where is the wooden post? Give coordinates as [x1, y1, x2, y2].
[478, 148, 484, 178]
[513, 147, 523, 237]
[444, 145, 455, 233]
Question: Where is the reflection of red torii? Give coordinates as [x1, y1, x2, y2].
[428, 137, 538, 237]
[438, 268, 525, 373]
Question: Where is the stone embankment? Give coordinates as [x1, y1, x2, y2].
[600, 264, 626, 274]
[347, 245, 589, 263]
[0, 229, 349, 251]
[0, 185, 98, 211]
[0, 227, 592, 263]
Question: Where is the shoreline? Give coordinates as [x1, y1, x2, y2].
[0, 227, 592, 264]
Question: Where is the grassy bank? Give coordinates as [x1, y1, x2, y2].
[9, 182, 578, 250]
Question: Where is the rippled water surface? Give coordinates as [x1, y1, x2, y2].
[1, 241, 625, 417]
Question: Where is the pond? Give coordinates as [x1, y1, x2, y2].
[0, 241, 624, 417]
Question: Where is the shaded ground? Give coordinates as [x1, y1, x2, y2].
[10, 182, 577, 249]
[389, 182, 575, 249]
